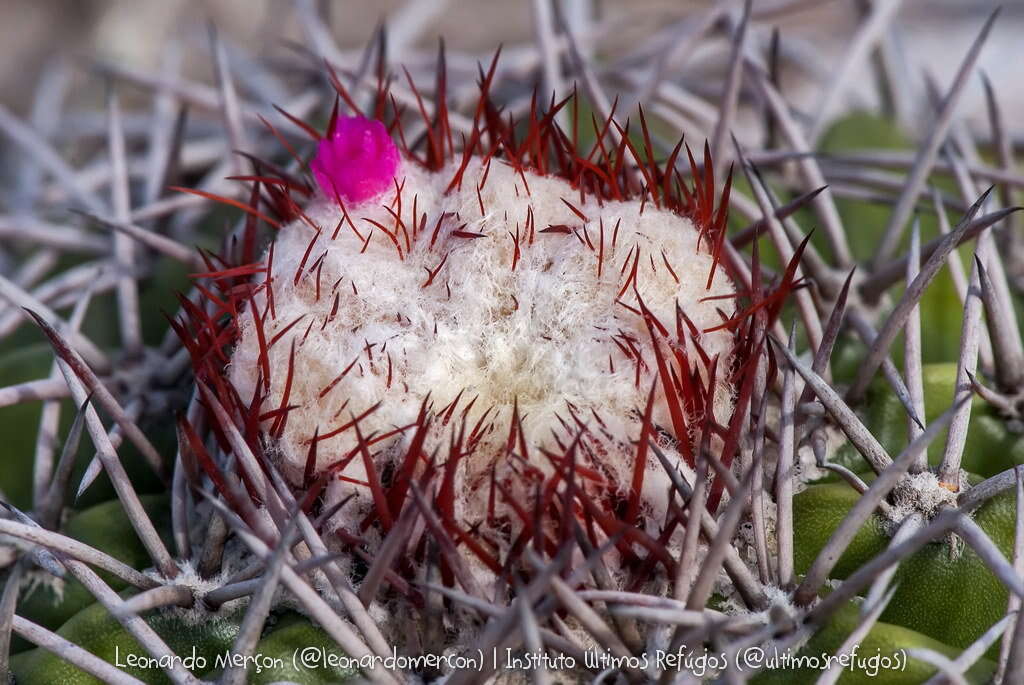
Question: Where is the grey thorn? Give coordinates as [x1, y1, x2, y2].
[220, 518, 298, 685]
[171, 453, 191, 560]
[0, 104, 107, 215]
[807, 510, 959, 627]
[960, 465, 1024, 514]
[531, 0, 565, 129]
[798, 268, 855, 407]
[673, 450, 708, 602]
[793, 397, 965, 606]
[33, 285, 93, 511]
[905, 220, 926, 470]
[770, 335, 893, 475]
[114, 585, 194, 619]
[1005, 596, 1024, 684]
[922, 614, 1009, 685]
[107, 89, 143, 357]
[0, 561, 24, 680]
[847, 187, 993, 404]
[357, 500, 420, 607]
[206, 496, 397, 685]
[709, 0, 752, 183]
[954, 513, 1024, 599]
[810, 429, 876, 501]
[944, 143, 999, 373]
[934, 186, 974, 316]
[871, 8, 1000, 268]
[936, 242, 986, 488]
[688, 465, 756, 609]
[43, 338, 178, 578]
[649, 441, 768, 610]
[751, 371, 773, 584]
[13, 56, 71, 213]
[743, 60, 853, 268]
[0, 378, 70, 408]
[977, 256, 1024, 391]
[775, 325, 798, 590]
[63, 559, 196, 683]
[36, 391, 92, 528]
[0, 275, 111, 373]
[516, 588, 553, 685]
[734, 145, 824, 354]
[981, 71, 1024, 278]
[907, 649, 970, 685]
[141, 43, 183, 209]
[79, 212, 204, 268]
[730, 185, 828, 250]
[28, 311, 166, 482]
[12, 615, 146, 685]
[76, 399, 143, 501]
[816, 584, 899, 685]
[997, 467, 1024, 682]
[549, 574, 641, 679]
[0, 513, 158, 591]
[209, 23, 249, 175]
[807, 0, 906, 144]
[966, 370, 1016, 415]
[863, 203, 1022, 303]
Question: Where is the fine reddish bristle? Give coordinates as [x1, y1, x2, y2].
[167, 49, 802, 607]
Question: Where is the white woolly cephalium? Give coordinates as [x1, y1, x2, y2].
[228, 154, 736, 537]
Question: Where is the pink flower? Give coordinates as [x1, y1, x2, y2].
[311, 116, 400, 205]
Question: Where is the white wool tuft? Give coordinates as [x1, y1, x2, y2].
[886, 470, 963, 523]
[229, 156, 735, 540]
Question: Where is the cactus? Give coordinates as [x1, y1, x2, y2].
[1, 3, 1023, 684]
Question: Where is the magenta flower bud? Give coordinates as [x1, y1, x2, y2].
[311, 116, 400, 205]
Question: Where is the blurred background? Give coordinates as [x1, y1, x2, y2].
[1, 0, 1020, 134]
